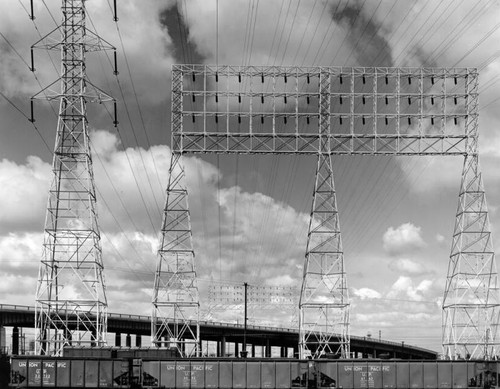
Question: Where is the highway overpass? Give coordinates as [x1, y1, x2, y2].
[0, 304, 437, 359]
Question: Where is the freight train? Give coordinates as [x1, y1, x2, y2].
[5, 351, 500, 389]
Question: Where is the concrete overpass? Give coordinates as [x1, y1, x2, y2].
[0, 304, 437, 359]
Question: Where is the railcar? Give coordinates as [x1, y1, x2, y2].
[6, 354, 500, 389]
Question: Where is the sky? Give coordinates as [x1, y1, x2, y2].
[1, 0, 500, 354]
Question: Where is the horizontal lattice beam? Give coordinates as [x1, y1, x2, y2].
[174, 133, 468, 155]
[171, 65, 478, 156]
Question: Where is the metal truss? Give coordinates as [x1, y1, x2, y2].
[169, 65, 498, 359]
[299, 153, 350, 358]
[299, 70, 349, 358]
[152, 152, 200, 357]
[442, 70, 500, 360]
[207, 283, 298, 326]
[172, 65, 474, 156]
[34, 0, 114, 356]
[442, 154, 500, 358]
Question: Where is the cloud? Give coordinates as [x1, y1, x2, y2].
[352, 287, 382, 300]
[0, 129, 311, 321]
[388, 258, 430, 276]
[331, 0, 393, 67]
[387, 276, 434, 302]
[383, 223, 426, 256]
[0, 157, 50, 233]
[0, 0, 177, 104]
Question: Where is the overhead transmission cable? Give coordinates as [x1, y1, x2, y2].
[89, 10, 164, 217]
[426, 0, 494, 64]
[245, 0, 261, 67]
[341, 0, 384, 67]
[329, 0, 368, 66]
[278, 0, 302, 65]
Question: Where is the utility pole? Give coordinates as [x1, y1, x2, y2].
[243, 282, 248, 358]
[32, 0, 117, 356]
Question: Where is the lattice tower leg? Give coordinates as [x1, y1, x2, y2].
[35, 0, 108, 356]
[299, 153, 350, 359]
[442, 154, 500, 359]
[152, 152, 200, 357]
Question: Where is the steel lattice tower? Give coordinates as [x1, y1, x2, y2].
[299, 70, 350, 358]
[167, 65, 500, 359]
[151, 74, 200, 359]
[442, 74, 500, 359]
[33, 0, 115, 355]
[299, 153, 350, 358]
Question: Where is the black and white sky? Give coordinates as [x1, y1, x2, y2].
[2, 0, 500, 353]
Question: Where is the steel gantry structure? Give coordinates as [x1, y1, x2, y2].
[32, 0, 117, 356]
[155, 65, 500, 360]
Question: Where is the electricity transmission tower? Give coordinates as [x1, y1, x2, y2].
[442, 73, 500, 359]
[165, 65, 499, 359]
[33, 0, 116, 355]
[300, 71, 350, 358]
[152, 152, 200, 357]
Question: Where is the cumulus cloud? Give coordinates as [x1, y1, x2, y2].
[388, 258, 430, 276]
[0, 0, 177, 104]
[0, 157, 50, 233]
[387, 276, 433, 302]
[352, 287, 382, 300]
[383, 223, 426, 256]
[0, 129, 310, 320]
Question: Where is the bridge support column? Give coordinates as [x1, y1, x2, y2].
[126, 334, 131, 347]
[162, 336, 169, 348]
[251, 344, 255, 358]
[115, 333, 121, 347]
[293, 344, 299, 358]
[0, 326, 5, 353]
[218, 337, 226, 357]
[12, 327, 19, 355]
[91, 329, 97, 347]
[235, 342, 239, 357]
[136, 335, 142, 347]
[280, 347, 286, 358]
[265, 338, 271, 358]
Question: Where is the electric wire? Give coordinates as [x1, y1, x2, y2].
[341, 0, 384, 67]
[8, 0, 500, 345]
[264, 0, 287, 66]
[309, 0, 344, 66]
[452, 21, 500, 67]
[277, 0, 301, 65]
[241, 0, 254, 66]
[88, 11, 164, 217]
[426, 0, 494, 64]
[245, 0, 261, 67]
[329, 0, 368, 66]
[89, 137, 156, 274]
[0, 91, 52, 153]
[289, 0, 318, 66]
[3, 3, 155, 304]
[270, 0, 294, 67]
[391, 0, 445, 66]
[298, 0, 331, 67]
